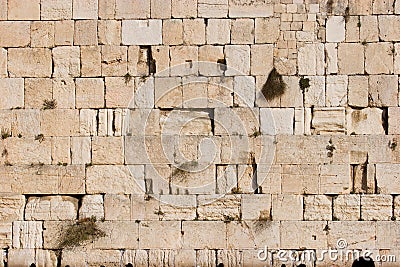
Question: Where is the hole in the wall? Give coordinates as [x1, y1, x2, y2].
[30, 264, 36, 267]
[382, 107, 388, 135]
[352, 257, 375, 267]
[217, 58, 227, 72]
[217, 263, 224, 267]
[126, 264, 133, 267]
[298, 264, 307, 267]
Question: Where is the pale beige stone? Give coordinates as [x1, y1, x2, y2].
[78, 195, 104, 220]
[198, 0, 228, 18]
[312, 107, 346, 134]
[8, 48, 52, 77]
[298, 43, 325, 75]
[225, 45, 250, 75]
[206, 19, 230, 44]
[11, 110, 41, 137]
[3, 137, 51, 165]
[99, 0, 116, 19]
[81, 46, 101, 77]
[260, 108, 294, 135]
[76, 78, 105, 108]
[170, 164, 216, 195]
[0, 0, 5, 20]
[0, 195, 25, 223]
[104, 194, 131, 220]
[365, 42, 394, 74]
[304, 76, 325, 107]
[338, 43, 364, 74]
[53, 46, 80, 77]
[171, 0, 197, 18]
[155, 77, 182, 108]
[183, 19, 206, 45]
[255, 18, 280, 43]
[73, 0, 98, 19]
[333, 195, 361, 221]
[326, 16, 345, 42]
[183, 221, 225, 249]
[74, 20, 98, 45]
[241, 194, 271, 220]
[140, 221, 182, 249]
[231, 19, 254, 44]
[348, 76, 369, 107]
[272, 194, 303, 221]
[325, 43, 338, 74]
[0, 22, 30, 47]
[304, 195, 332, 221]
[12, 221, 43, 249]
[326, 75, 348, 107]
[250, 44, 273, 76]
[0, 223, 12, 248]
[151, 0, 171, 18]
[349, 0, 372, 15]
[8, 0, 40, 20]
[0, 48, 6, 77]
[361, 195, 392, 220]
[98, 20, 121, 45]
[152, 46, 169, 75]
[282, 164, 319, 194]
[122, 20, 162, 45]
[25, 196, 78, 221]
[105, 77, 134, 108]
[345, 16, 360, 42]
[128, 46, 149, 76]
[328, 221, 376, 249]
[70, 137, 91, 164]
[197, 195, 240, 220]
[229, 0, 273, 17]
[376, 164, 400, 194]
[51, 137, 70, 165]
[24, 78, 52, 109]
[87, 165, 144, 194]
[163, 19, 183, 45]
[55, 20, 74, 46]
[41, 109, 80, 136]
[233, 76, 255, 107]
[7, 249, 35, 266]
[320, 164, 351, 194]
[102, 45, 128, 76]
[92, 137, 124, 164]
[170, 46, 198, 76]
[379, 15, 400, 41]
[160, 110, 212, 136]
[389, 107, 400, 134]
[373, 0, 394, 14]
[368, 75, 398, 107]
[360, 16, 379, 42]
[159, 195, 196, 220]
[31, 21, 54, 48]
[52, 78, 75, 109]
[41, 0, 72, 19]
[0, 78, 24, 109]
[281, 221, 328, 249]
[131, 194, 160, 220]
[116, 0, 150, 19]
[197, 46, 224, 76]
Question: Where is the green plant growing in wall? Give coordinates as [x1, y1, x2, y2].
[299, 77, 311, 92]
[43, 99, 57, 110]
[124, 73, 133, 85]
[57, 216, 106, 249]
[261, 68, 286, 101]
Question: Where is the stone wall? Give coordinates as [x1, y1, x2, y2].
[0, 0, 400, 266]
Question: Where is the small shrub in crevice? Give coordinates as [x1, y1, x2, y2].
[42, 99, 57, 110]
[57, 216, 106, 249]
[35, 134, 45, 143]
[124, 73, 133, 85]
[299, 77, 311, 92]
[261, 68, 286, 101]
[1, 128, 11, 140]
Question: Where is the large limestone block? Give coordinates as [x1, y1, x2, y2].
[12, 221, 43, 249]
[348, 76, 369, 107]
[206, 19, 230, 44]
[379, 15, 400, 41]
[241, 194, 271, 221]
[41, 109, 80, 136]
[255, 18, 280, 43]
[298, 43, 324, 75]
[251, 44, 273, 76]
[183, 19, 206, 45]
[312, 107, 346, 134]
[320, 164, 351, 194]
[79, 195, 104, 220]
[338, 43, 364, 74]
[361, 195, 392, 221]
[214, 108, 259, 136]
[8, 48, 52, 77]
[76, 78, 105, 108]
[0, 223, 12, 248]
[231, 19, 254, 44]
[25, 196, 78, 221]
[360, 15, 379, 42]
[0, 195, 25, 222]
[377, 222, 400, 249]
[122, 20, 162, 45]
[281, 164, 319, 194]
[182, 221, 226, 249]
[4, 137, 52, 165]
[74, 20, 98, 45]
[373, 0, 395, 14]
[328, 221, 376, 249]
[41, 0, 72, 19]
[140, 221, 182, 249]
[87, 165, 145, 194]
[0, 78, 24, 109]
[101, 45, 128, 76]
[229, 0, 273, 17]
[346, 108, 385, 135]
[389, 107, 400, 134]
[260, 108, 294, 135]
[94, 221, 139, 249]
[12, 109, 41, 137]
[55, 20, 74, 45]
[225, 45, 250, 76]
[280, 221, 328, 249]
[159, 195, 196, 220]
[104, 194, 131, 221]
[304, 195, 332, 221]
[197, 195, 241, 220]
[272, 194, 303, 221]
[92, 137, 124, 165]
[73, 0, 98, 19]
[160, 110, 212, 136]
[333, 195, 361, 221]
[31, 21, 54, 48]
[171, 0, 197, 18]
[226, 221, 280, 249]
[376, 164, 400, 194]
[105, 77, 134, 108]
[71, 137, 91, 164]
[98, 20, 121, 45]
[8, 0, 40, 20]
[368, 75, 398, 107]
[233, 76, 255, 107]
[304, 76, 325, 107]
[365, 42, 394, 74]
[151, 0, 171, 18]
[326, 16, 345, 42]
[198, 0, 228, 18]
[326, 75, 348, 107]
[52, 46, 81, 77]
[0, 22, 30, 47]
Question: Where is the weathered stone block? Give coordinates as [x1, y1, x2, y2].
[326, 75, 348, 107]
[260, 108, 294, 135]
[333, 195, 361, 221]
[241, 194, 271, 220]
[348, 76, 369, 107]
[74, 20, 98, 45]
[361, 195, 392, 221]
[155, 77, 182, 108]
[55, 20, 74, 46]
[183, 19, 206, 45]
[159, 195, 196, 220]
[31, 21, 55, 48]
[8, 0, 40, 20]
[105, 77, 134, 108]
[229, 0, 273, 17]
[304, 195, 332, 221]
[0, 223, 12, 248]
[376, 164, 400, 194]
[25, 196, 78, 221]
[255, 18, 280, 43]
[171, 0, 197, 18]
[389, 107, 400, 134]
[231, 19, 254, 44]
[122, 20, 162, 45]
[4, 137, 51, 165]
[346, 108, 385, 135]
[281, 221, 328, 249]
[360, 16, 379, 42]
[169, 46, 198, 76]
[365, 42, 394, 74]
[312, 107, 346, 134]
[197, 195, 240, 220]
[251, 44, 273, 76]
[0, 22, 30, 47]
[373, 0, 394, 14]
[101, 45, 128, 76]
[12, 221, 43, 249]
[41, 109, 79, 136]
[338, 43, 364, 74]
[328, 221, 376, 249]
[0, 78, 24, 109]
[298, 43, 324, 75]
[151, 0, 171, 18]
[368, 75, 398, 107]
[183, 221, 225, 249]
[71, 137, 91, 164]
[51, 137, 71, 165]
[304, 76, 326, 107]
[53, 46, 80, 77]
[162, 19, 183, 45]
[272, 194, 303, 221]
[41, 0, 72, 19]
[52, 78, 75, 109]
[326, 16, 345, 42]
[87, 165, 144, 194]
[0, 195, 25, 223]
[198, 0, 228, 18]
[81, 46, 101, 77]
[206, 19, 230, 44]
[140, 221, 182, 249]
[320, 164, 351, 194]
[73, 0, 98, 19]
[92, 137, 124, 164]
[8, 48, 52, 77]
[76, 78, 105, 108]
[98, 20, 121, 45]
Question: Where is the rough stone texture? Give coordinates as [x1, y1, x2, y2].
[312, 108, 346, 134]
[25, 196, 78, 221]
[8, 48, 52, 77]
[361, 195, 392, 221]
[122, 20, 162, 45]
[0, 22, 30, 47]
[79, 195, 105, 220]
[326, 16, 345, 42]
[333, 195, 361, 221]
[0, 195, 25, 223]
[346, 108, 385, 135]
[365, 42, 394, 74]
[304, 195, 332, 221]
